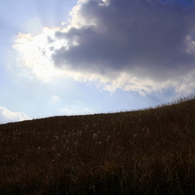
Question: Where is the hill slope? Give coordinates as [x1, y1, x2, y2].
[0, 96, 195, 194]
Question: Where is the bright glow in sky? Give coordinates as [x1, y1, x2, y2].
[0, 0, 195, 124]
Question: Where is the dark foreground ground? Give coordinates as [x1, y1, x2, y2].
[1, 96, 195, 194]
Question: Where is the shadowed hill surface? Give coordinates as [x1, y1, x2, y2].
[0, 96, 195, 194]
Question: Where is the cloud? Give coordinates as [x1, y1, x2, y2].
[59, 100, 91, 115]
[0, 106, 31, 124]
[49, 95, 61, 104]
[13, 0, 195, 96]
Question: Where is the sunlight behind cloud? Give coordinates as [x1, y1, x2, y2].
[13, 0, 195, 97]
[13, 27, 67, 81]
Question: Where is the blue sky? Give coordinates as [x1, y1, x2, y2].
[0, 0, 195, 124]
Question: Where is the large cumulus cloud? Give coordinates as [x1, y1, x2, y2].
[14, 0, 195, 95]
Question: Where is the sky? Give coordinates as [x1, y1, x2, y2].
[0, 0, 195, 124]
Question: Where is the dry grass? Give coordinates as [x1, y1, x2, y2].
[1, 95, 195, 194]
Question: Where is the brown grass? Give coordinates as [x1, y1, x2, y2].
[1, 95, 195, 194]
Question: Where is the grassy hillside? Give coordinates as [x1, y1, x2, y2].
[0, 95, 195, 194]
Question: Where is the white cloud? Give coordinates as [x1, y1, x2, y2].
[13, 0, 195, 96]
[50, 95, 61, 102]
[59, 100, 91, 115]
[0, 106, 31, 124]
[49, 95, 61, 104]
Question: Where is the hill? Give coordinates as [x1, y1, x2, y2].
[0, 95, 195, 194]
